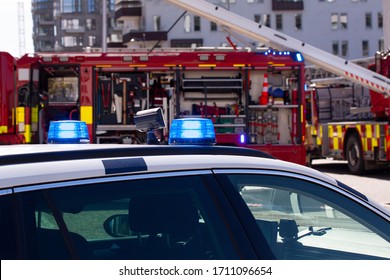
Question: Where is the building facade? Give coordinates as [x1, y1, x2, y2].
[32, 0, 122, 52]
[32, 0, 384, 59]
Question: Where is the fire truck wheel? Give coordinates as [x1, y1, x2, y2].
[346, 134, 365, 175]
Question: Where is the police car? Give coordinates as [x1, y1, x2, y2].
[0, 110, 389, 260]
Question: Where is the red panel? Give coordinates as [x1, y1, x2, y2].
[80, 66, 93, 106]
[248, 145, 307, 165]
[370, 90, 390, 121]
[216, 134, 307, 165]
[0, 52, 16, 137]
[216, 133, 245, 147]
[0, 134, 25, 144]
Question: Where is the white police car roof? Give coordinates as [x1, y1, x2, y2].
[0, 144, 337, 189]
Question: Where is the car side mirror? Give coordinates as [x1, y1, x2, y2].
[103, 214, 131, 237]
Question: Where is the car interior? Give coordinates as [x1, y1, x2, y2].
[24, 185, 227, 260]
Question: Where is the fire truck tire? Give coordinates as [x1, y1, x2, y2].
[346, 134, 365, 175]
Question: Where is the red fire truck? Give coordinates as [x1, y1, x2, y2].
[165, 0, 390, 173]
[3, 0, 389, 171]
[307, 51, 390, 174]
[0, 52, 22, 144]
[0, 48, 308, 165]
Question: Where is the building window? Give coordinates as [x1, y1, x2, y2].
[86, 19, 96, 30]
[330, 13, 348, 31]
[61, 19, 80, 30]
[332, 41, 339, 56]
[62, 36, 78, 47]
[378, 12, 383, 28]
[340, 13, 348, 30]
[184, 15, 191, 33]
[115, 20, 123, 30]
[62, 0, 81, 13]
[194, 16, 201, 32]
[362, 40, 369, 56]
[331, 13, 338, 30]
[61, 19, 67, 30]
[38, 26, 52, 36]
[88, 36, 96, 47]
[39, 40, 52, 49]
[276, 14, 283, 30]
[108, 18, 117, 29]
[109, 33, 122, 43]
[109, 0, 115, 12]
[171, 39, 203, 48]
[263, 14, 271, 27]
[341, 40, 348, 57]
[295, 14, 302, 30]
[38, 13, 53, 23]
[210, 22, 217, 31]
[153, 16, 161, 31]
[88, 0, 95, 13]
[254, 14, 261, 24]
[365, 13, 372, 29]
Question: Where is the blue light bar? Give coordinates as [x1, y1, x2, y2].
[169, 118, 216, 145]
[47, 120, 90, 144]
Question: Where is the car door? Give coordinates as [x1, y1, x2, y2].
[214, 169, 390, 260]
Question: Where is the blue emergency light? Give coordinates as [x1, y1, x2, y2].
[169, 118, 216, 145]
[240, 134, 246, 144]
[294, 52, 304, 62]
[47, 120, 90, 144]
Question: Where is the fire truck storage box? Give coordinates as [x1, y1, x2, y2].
[316, 87, 371, 122]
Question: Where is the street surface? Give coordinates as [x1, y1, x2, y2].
[311, 159, 390, 210]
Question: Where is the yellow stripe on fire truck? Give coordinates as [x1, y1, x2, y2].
[80, 106, 93, 125]
[357, 123, 386, 160]
[316, 125, 322, 146]
[317, 123, 387, 160]
[328, 125, 343, 153]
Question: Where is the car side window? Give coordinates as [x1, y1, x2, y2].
[224, 173, 390, 260]
[18, 173, 239, 260]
